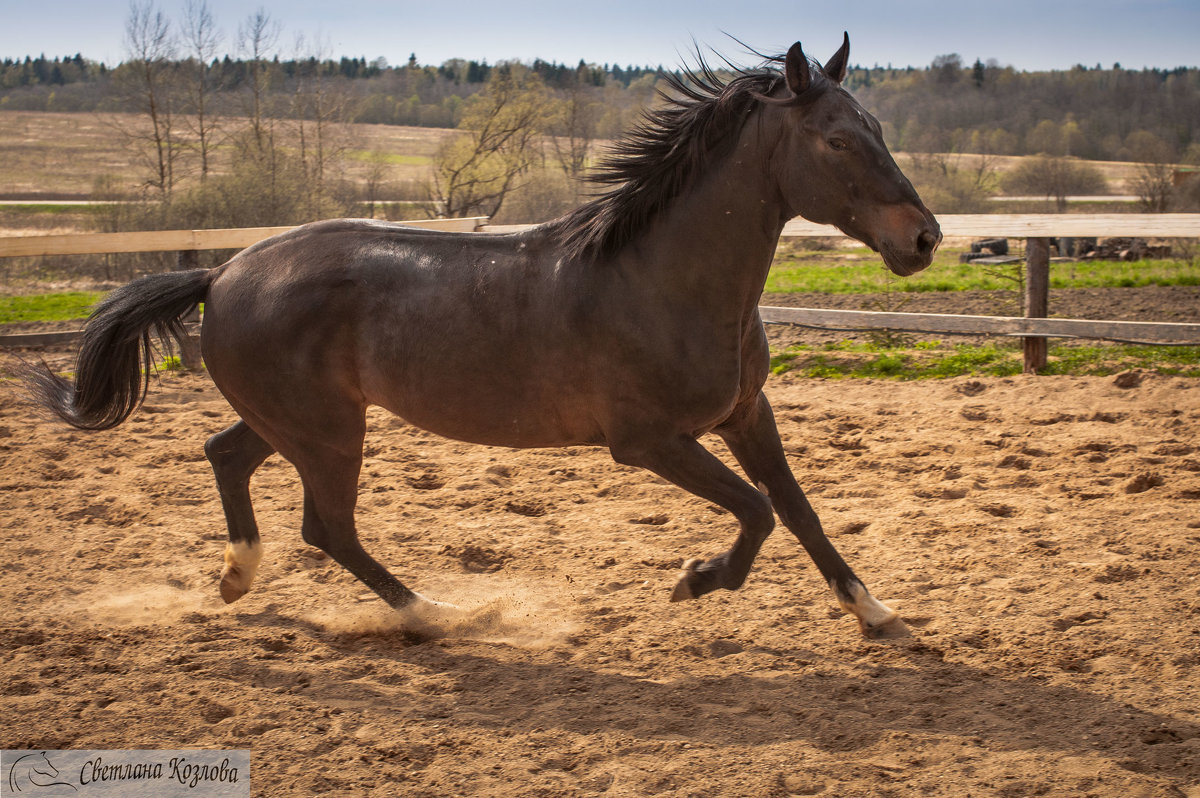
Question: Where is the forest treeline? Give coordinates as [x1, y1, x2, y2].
[0, 51, 660, 135]
[847, 56, 1200, 164]
[3, 50, 1198, 162]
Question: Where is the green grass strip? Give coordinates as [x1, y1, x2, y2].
[770, 340, 1200, 379]
[766, 252, 1200, 294]
[344, 150, 432, 166]
[0, 291, 105, 325]
[0, 204, 107, 215]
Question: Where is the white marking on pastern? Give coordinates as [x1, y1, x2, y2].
[219, 540, 263, 604]
[830, 578, 899, 632]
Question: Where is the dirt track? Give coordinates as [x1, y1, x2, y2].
[2, 365, 1198, 797]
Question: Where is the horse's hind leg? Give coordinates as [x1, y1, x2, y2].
[718, 392, 900, 637]
[277, 413, 457, 622]
[298, 471, 420, 609]
[206, 420, 276, 602]
[609, 433, 776, 598]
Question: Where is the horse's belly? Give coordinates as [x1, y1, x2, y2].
[371, 391, 601, 449]
[361, 349, 603, 449]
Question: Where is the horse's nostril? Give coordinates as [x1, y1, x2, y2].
[917, 230, 939, 254]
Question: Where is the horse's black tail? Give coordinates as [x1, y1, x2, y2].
[21, 268, 216, 431]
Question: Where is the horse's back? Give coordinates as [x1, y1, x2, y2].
[205, 218, 560, 344]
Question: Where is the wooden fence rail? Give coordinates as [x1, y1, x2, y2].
[778, 213, 1200, 238]
[0, 217, 488, 258]
[756, 307, 1200, 344]
[2, 214, 1199, 373]
[479, 213, 1200, 238]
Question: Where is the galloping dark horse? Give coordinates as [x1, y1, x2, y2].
[25, 35, 940, 636]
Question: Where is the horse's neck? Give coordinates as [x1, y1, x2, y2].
[629, 133, 784, 318]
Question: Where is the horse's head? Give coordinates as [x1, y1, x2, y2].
[763, 34, 941, 276]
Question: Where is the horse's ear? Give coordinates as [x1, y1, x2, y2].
[784, 41, 812, 95]
[823, 31, 850, 84]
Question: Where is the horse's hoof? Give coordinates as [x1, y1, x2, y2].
[831, 578, 902, 639]
[861, 615, 909, 640]
[669, 581, 695, 602]
[219, 541, 262, 604]
[669, 558, 704, 602]
[219, 573, 248, 604]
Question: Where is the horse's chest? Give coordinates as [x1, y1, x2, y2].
[628, 323, 767, 428]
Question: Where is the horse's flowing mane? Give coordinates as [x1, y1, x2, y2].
[549, 56, 802, 263]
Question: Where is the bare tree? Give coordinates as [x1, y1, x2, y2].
[361, 152, 391, 218]
[1126, 130, 1176, 212]
[907, 150, 1000, 213]
[548, 64, 600, 189]
[1003, 154, 1107, 211]
[180, 0, 221, 180]
[237, 7, 281, 158]
[121, 0, 180, 198]
[291, 33, 353, 218]
[930, 53, 963, 85]
[433, 64, 550, 218]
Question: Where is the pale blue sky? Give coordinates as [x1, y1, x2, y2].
[2, 0, 1198, 71]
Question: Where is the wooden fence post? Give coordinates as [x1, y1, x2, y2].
[175, 249, 202, 371]
[1023, 237, 1050, 374]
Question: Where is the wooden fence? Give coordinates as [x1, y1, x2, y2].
[771, 214, 1200, 372]
[2, 213, 1199, 373]
[0, 217, 488, 362]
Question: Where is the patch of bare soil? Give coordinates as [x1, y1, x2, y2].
[762, 286, 1200, 347]
[1, 367, 1198, 797]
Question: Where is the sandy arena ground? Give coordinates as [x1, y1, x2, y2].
[1, 365, 1199, 797]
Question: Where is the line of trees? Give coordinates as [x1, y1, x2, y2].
[0, 43, 661, 134]
[66, 0, 669, 233]
[0, 50, 657, 95]
[848, 56, 1200, 166]
[5, 46, 1198, 166]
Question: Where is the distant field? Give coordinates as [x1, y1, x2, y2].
[345, 149, 434, 167]
[0, 110, 454, 205]
[0, 111, 457, 236]
[0, 112, 136, 198]
[0, 109, 1150, 238]
[897, 152, 1142, 194]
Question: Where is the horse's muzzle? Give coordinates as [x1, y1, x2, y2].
[880, 209, 941, 277]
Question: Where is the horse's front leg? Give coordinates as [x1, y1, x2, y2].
[609, 433, 775, 600]
[717, 392, 902, 637]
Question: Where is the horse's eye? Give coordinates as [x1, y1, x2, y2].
[829, 137, 849, 151]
